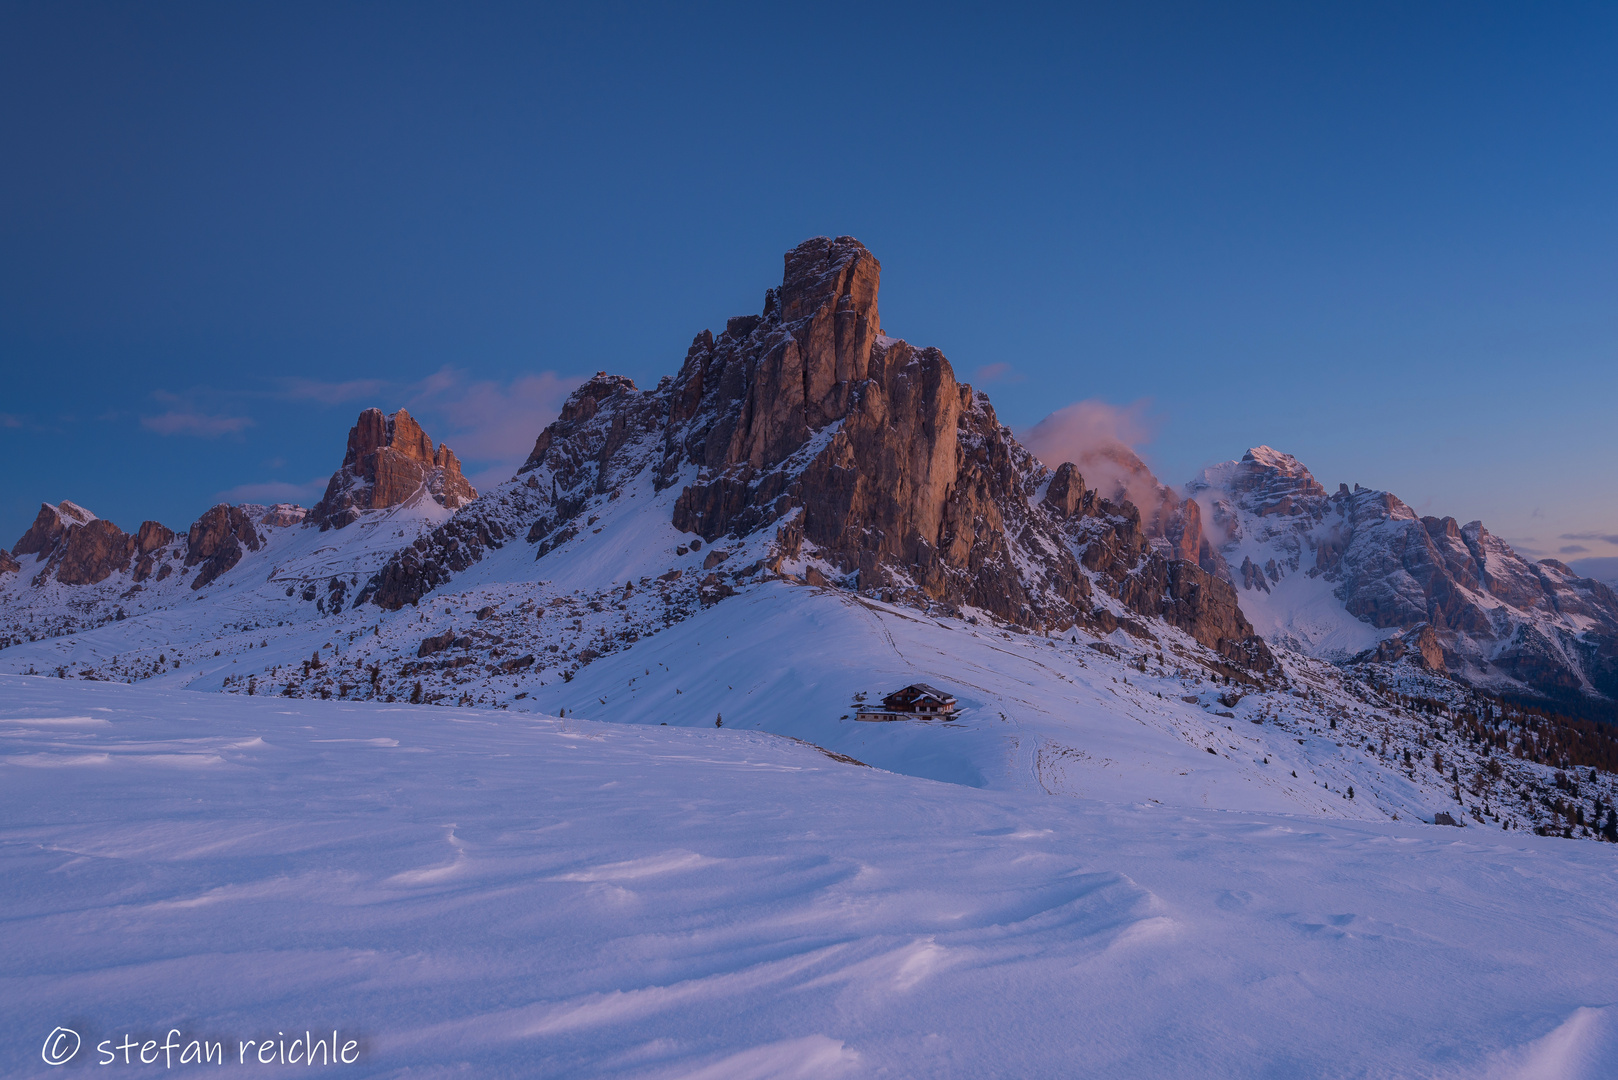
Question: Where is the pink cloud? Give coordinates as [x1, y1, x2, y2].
[972, 362, 1025, 385]
[1020, 398, 1166, 510]
[1023, 399, 1157, 457]
[407, 367, 585, 481]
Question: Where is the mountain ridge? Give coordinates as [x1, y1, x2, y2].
[3, 234, 1618, 841]
[4, 237, 1616, 713]
[1189, 446, 1618, 706]
[2, 237, 1617, 850]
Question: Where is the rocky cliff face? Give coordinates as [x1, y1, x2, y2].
[4, 498, 313, 594]
[185, 505, 263, 589]
[13, 501, 96, 558]
[309, 408, 476, 530]
[1194, 447, 1618, 704]
[365, 236, 1272, 671]
[9, 502, 151, 586]
[1058, 444, 1224, 576]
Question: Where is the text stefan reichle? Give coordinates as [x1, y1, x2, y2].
[90, 1029, 361, 1067]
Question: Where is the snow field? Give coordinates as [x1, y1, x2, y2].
[4, 676, 1618, 1078]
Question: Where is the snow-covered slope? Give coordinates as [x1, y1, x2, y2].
[5, 488, 1613, 842]
[1192, 447, 1618, 706]
[4, 240, 1617, 844]
[5, 676, 1618, 1079]
[0, 495, 453, 657]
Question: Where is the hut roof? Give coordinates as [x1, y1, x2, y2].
[882, 683, 958, 709]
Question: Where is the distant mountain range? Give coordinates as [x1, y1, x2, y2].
[4, 235, 1616, 721]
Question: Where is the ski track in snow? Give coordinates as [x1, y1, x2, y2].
[3, 677, 1618, 1079]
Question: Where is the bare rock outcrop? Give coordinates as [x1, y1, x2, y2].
[1355, 623, 1447, 672]
[656, 238, 1092, 630]
[9, 502, 140, 586]
[130, 520, 176, 583]
[309, 408, 477, 530]
[185, 504, 262, 590]
[136, 520, 175, 554]
[363, 512, 516, 610]
[0, 549, 17, 575]
[12, 501, 96, 560]
[52, 519, 137, 585]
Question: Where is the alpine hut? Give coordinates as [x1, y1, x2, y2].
[855, 683, 959, 721]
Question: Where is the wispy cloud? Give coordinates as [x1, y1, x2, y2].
[1560, 544, 1590, 555]
[1023, 399, 1158, 461]
[972, 362, 1025, 385]
[409, 367, 583, 468]
[278, 377, 391, 404]
[271, 366, 584, 480]
[216, 477, 329, 505]
[140, 365, 584, 490]
[1561, 531, 1618, 547]
[1021, 398, 1165, 510]
[141, 411, 255, 437]
[0, 413, 23, 428]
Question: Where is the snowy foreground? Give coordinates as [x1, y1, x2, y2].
[4, 677, 1618, 1079]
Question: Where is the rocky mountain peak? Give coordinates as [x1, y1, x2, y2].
[0, 490, 322, 604]
[1227, 446, 1328, 518]
[371, 235, 1275, 673]
[655, 235, 888, 483]
[12, 501, 96, 558]
[10, 501, 128, 585]
[310, 407, 477, 530]
[778, 235, 881, 332]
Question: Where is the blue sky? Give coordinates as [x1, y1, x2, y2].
[3, 3, 1615, 574]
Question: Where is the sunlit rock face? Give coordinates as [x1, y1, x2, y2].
[310, 408, 476, 531]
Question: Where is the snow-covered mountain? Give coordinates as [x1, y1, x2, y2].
[0, 405, 472, 650]
[3, 236, 1617, 845]
[1190, 446, 1618, 707]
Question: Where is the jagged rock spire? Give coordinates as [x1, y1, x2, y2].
[310, 408, 476, 530]
[378, 235, 1275, 672]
